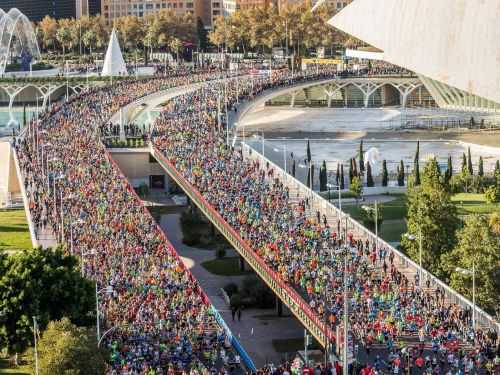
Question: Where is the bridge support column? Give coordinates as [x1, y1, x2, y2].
[276, 296, 283, 317]
[363, 93, 370, 108]
[402, 93, 409, 108]
[290, 92, 297, 108]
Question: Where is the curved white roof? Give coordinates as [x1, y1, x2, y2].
[329, 0, 500, 104]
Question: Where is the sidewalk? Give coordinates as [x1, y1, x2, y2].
[159, 213, 305, 368]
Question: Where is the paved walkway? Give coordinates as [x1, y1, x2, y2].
[159, 212, 305, 367]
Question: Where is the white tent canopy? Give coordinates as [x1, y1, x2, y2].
[101, 29, 128, 77]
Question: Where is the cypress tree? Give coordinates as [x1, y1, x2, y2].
[414, 159, 421, 185]
[292, 159, 296, 177]
[478, 156, 484, 177]
[382, 160, 388, 187]
[398, 160, 405, 186]
[306, 139, 311, 163]
[348, 159, 354, 183]
[340, 164, 345, 189]
[320, 160, 327, 191]
[359, 140, 365, 173]
[414, 141, 420, 185]
[310, 164, 315, 190]
[336, 163, 340, 186]
[461, 153, 468, 174]
[444, 155, 453, 186]
[467, 147, 473, 175]
[366, 161, 374, 187]
[352, 157, 358, 178]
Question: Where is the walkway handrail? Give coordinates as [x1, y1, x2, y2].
[151, 145, 336, 347]
[242, 142, 500, 333]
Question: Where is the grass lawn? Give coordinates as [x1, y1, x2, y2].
[201, 257, 252, 276]
[0, 357, 31, 375]
[451, 193, 500, 215]
[342, 195, 408, 243]
[0, 209, 31, 252]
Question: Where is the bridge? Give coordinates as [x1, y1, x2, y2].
[263, 76, 425, 108]
[12, 72, 499, 369]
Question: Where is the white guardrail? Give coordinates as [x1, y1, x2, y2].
[242, 142, 499, 333]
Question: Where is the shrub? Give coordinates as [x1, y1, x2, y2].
[216, 248, 227, 259]
[484, 186, 500, 203]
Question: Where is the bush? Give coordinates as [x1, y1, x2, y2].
[216, 248, 227, 259]
[484, 186, 500, 203]
[240, 275, 274, 308]
[224, 282, 239, 297]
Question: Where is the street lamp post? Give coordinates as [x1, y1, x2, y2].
[456, 263, 476, 331]
[33, 316, 39, 375]
[70, 218, 85, 255]
[95, 284, 113, 344]
[404, 226, 423, 287]
[81, 249, 97, 277]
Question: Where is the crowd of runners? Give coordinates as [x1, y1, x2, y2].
[13, 66, 499, 374]
[151, 73, 499, 374]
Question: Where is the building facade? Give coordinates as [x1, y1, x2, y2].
[329, 0, 500, 112]
[0, 0, 75, 21]
[101, 0, 200, 22]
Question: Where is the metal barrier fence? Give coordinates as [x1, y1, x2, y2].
[242, 142, 499, 334]
[211, 307, 257, 372]
[152, 146, 336, 348]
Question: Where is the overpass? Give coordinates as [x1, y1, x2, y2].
[262, 76, 424, 108]
[13, 72, 499, 369]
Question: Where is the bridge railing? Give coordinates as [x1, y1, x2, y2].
[242, 143, 500, 334]
[151, 145, 335, 348]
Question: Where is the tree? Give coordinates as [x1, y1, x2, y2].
[114, 15, 145, 52]
[56, 26, 71, 60]
[0, 247, 94, 356]
[484, 185, 500, 203]
[467, 146, 474, 175]
[33, 318, 106, 375]
[444, 155, 453, 187]
[306, 139, 311, 163]
[495, 160, 500, 183]
[291, 159, 296, 177]
[169, 37, 183, 62]
[413, 141, 421, 186]
[366, 161, 374, 187]
[38, 16, 58, 51]
[461, 152, 468, 174]
[382, 160, 388, 187]
[360, 203, 383, 231]
[349, 176, 362, 203]
[352, 157, 358, 178]
[196, 17, 208, 50]
[401, 158, 459, 276]
[319, 160, 327, 191]
[82, 29, 98, 56]
[442, 215, 500, 314]
[359, 140, 365, 173]
[336, 163, 340, 186]
[348, 158, 354, 183]
[340, 163, 345, 190]
[397, 160, 405, 186]
[478, 156, 484, 177]
[489, 212, 500, 235]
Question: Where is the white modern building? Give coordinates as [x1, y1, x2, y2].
[329, 0, 500, 113]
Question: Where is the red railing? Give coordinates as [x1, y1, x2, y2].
[152, 146, 336, 347]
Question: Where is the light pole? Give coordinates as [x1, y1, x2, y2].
[272, 144, 287, 176]
[326, 183, 342, 212]
[97, 326, 117, 348]
[455, 263, 476, 332]
[81, 249, 97, 277]
[361, 201, 379, 255]
[33, 316, 39, 375]
[95, 284, 113, 344]
[404, 226, 423, 287]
